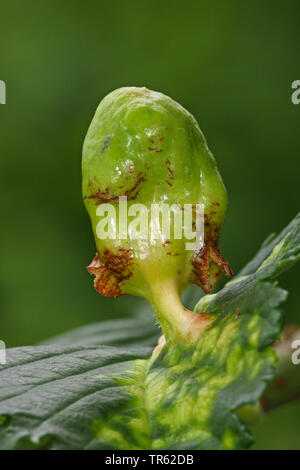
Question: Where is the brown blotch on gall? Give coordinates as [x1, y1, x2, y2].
[87, 172, 146, 205]
[192, 241, 233, 293]
[148, 147, 163, 153]
[176, 203, 184, 211]
[166, 160, 174, 186]
[87, 248, 133, 298]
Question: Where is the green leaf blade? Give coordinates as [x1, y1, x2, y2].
[0, 345, 150, 450]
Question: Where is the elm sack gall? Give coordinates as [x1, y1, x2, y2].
[82, 87, 232, 343]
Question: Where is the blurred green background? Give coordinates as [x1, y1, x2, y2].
[0, 0, 299, 449]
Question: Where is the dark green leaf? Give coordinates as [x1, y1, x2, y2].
[43, 306, 159, 348]
[0, 344, 150, 450]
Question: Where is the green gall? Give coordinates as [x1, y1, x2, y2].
[82, 87, 232, 343]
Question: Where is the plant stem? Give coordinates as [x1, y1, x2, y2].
[147, 279, 213, 344]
